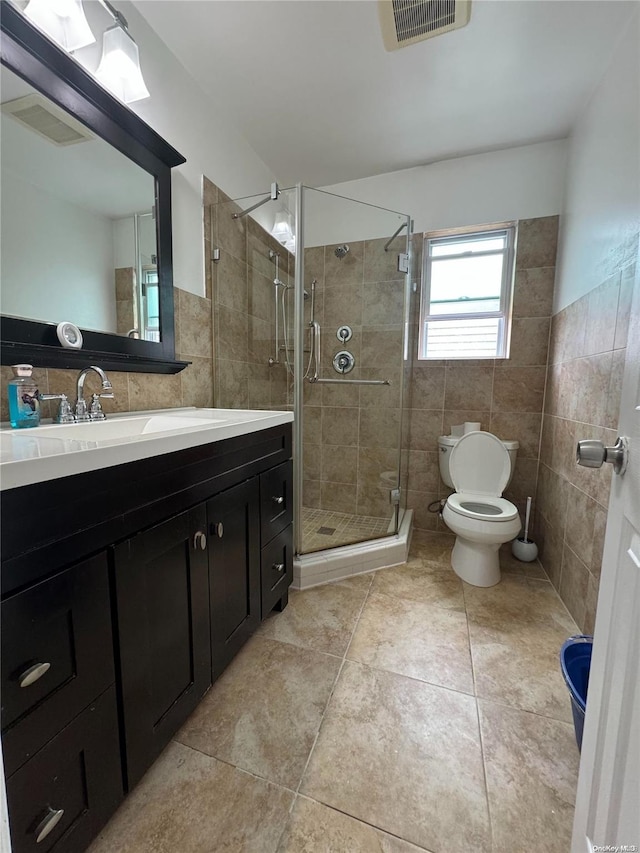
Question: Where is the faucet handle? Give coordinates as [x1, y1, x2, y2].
[39, 393, 75, 424]
[89, 393, 107, 420]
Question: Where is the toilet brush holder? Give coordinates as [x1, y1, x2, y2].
[512, 537, 539, 562]
[512, 495, 538, 561]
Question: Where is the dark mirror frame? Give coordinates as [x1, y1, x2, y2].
[0, 0, 189, 374]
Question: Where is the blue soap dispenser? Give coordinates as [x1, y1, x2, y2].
[8, 364, 40, 429]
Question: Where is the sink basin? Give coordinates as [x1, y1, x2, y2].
[0, 407, 294, 491]
[26, 412, 227, 443]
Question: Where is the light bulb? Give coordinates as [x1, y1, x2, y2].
[24, 0, 96, 51]
[95, 24, 150, 104]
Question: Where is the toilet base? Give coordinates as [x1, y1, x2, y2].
[451, 537, 501, 587]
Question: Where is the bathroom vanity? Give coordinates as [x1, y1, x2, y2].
[0, 409, 293, 852]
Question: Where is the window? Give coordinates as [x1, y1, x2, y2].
[419, 223, 516, 359]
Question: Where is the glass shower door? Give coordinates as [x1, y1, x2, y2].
[294, 186, 411, 555]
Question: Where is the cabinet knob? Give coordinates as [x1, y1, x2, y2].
[272, 496, 284, 505]
[34, 807, 65, 843]
[193, 531, 207, 551]
[212, 522, 224, 539]
[19, 662, 51, 688]
[272, 563, 285, 573]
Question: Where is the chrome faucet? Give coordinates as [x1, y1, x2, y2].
[75, 366, 114, 422]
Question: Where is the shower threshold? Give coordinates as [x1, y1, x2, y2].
[293, 509, 413, 590]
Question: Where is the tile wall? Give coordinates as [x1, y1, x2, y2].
[301, 238, 407, 519]
[205, 177, 291, 411]
[406, 216, 559, 532]
[535, 239, 636, 632]
[0, 281, 213, 423]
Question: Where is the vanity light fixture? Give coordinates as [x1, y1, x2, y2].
[95, 1, 150, 104]
[24, 0, 96, 52]
[271, 211, 294, 246]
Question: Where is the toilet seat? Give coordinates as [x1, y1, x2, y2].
[446, 492, 519, 522]
[449, 431, 511, 497]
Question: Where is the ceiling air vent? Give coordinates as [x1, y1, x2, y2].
[379, 0, 471, 51]
[1, 94, 94, 146]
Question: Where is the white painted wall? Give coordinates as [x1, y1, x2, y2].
[71, 2, 276, 297]
[553, 11, 640, 313]
[311, 140, 567, 246]
[1, 170, 117, 332]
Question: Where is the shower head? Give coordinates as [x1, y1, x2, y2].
[334, 244, 350, 260]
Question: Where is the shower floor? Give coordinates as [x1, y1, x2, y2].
[302, 507, 392, 552]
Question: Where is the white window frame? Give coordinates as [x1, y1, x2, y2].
[418, 222, 517, 360]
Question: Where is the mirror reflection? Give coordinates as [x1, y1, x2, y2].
[0, 64, 160, 341]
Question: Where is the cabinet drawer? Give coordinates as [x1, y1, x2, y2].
[261, 525, 293, 618]
[6, 684, 123, 853]
[260, 460, 293, 545]
[1, 552, 115, 777]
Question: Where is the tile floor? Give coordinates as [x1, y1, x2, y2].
[301, 506, 392, 552]
[88, 530, 581, 853]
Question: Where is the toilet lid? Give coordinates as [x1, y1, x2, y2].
[449, 431, 511, 497]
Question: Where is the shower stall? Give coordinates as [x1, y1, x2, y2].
[210, 184, 415, 585]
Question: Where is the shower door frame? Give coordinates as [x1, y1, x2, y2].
[292, 183, 413, 556]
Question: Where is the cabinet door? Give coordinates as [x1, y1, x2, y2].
[114, 504, 211, 789]
[1, 552, 114, 777]
[208, 478, 260, 680]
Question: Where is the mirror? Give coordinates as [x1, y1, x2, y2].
[1, 64, 160, 341]
[0, 2, 186, 373]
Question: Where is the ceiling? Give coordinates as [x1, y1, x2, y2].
[136, 0, 634, 187]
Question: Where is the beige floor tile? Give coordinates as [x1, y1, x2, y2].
[278, 796, 431, 852]
[499, 547, 548, 579]
[468, 619, 574, 722]
[301, 661, 490, 853]
[409, 531, 455, 566]
[372, 562, 465, 611]
[331, 572, 375, 592]
[258, 584, 368, 656]
[479, 699, 580, 853]
[176, 636, 341, 790]
[348, 593, 473, 694]
[87, 741, 294, 853]
[463, 575, 577, 632]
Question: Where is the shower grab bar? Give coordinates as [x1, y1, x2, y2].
[308, 378, 391, 386]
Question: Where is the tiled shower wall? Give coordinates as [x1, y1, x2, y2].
[0, 282, 213, 422]
[406, 216, 559, 532]
[535, 241, 636, 633]
[302, 238, 407, 519]
[205, 177, 291, 411]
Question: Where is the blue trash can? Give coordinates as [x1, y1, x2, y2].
[560, 635, 593, 752]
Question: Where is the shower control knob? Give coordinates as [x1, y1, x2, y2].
[333, 350, 355, 375]
[576, 437, 628, 475]
[336, 325, 353, 343]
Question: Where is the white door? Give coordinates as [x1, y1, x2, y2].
[572, 243, 640, 852]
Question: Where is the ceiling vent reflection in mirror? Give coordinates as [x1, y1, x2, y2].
[378, 0, 471, 51]
[1, 94, 94, 146]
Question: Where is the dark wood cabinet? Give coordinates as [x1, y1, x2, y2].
[113, 503, 212, 789]
[1, 422, 293, 852]
[208, 478, 261, 679]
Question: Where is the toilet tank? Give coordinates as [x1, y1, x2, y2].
[438, 433, 519, 490]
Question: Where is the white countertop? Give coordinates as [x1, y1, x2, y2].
[0, 407, 294, 491]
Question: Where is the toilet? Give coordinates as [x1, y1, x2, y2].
[439, 431, 521, 587]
